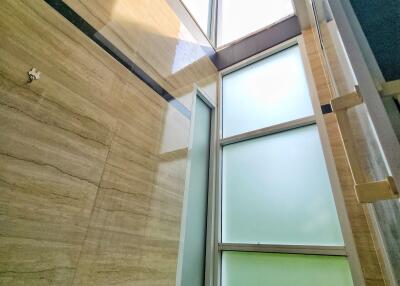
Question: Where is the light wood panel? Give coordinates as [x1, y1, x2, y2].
[0, 0, 217, 285]
[381, 80, 400, 97]
[315, 15, 400, 284]
[302, 28, 387, 286]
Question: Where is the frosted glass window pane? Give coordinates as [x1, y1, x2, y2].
[222, 45, 314, 138]
[222, 252, 354, 286]
[180, 96, 211, 286]
[218, 0, 294, 46]
[222, 125, 344, 245]
[182, 0, 211, 36]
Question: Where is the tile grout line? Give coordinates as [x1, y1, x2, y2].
[69, 124, 120, 286]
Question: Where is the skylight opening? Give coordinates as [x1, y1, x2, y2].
[181, 0, 212, 37]
[217, 0, 295, 47]
[181, 0, 295, 48]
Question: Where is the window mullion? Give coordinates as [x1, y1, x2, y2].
[220, 115, 316, 146]
[218, 243, 347, 256]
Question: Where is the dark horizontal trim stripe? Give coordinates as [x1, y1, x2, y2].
[321, 103, 333, 114]
[214, 16, 301, 70]
[44, 0, 191, 119]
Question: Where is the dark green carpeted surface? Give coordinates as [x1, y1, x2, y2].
[350, 0, 400, 81]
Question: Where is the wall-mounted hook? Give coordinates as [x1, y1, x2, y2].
[27, 68, 41, 83]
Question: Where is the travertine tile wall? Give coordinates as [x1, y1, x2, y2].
[0, 0, 217, 285]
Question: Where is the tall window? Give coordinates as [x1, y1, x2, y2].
[177, 92, 213, 286]
[219, 44, 355, 285]
[217, 0, 294, 47]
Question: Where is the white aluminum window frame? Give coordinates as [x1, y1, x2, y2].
[213, 36, 365, 286]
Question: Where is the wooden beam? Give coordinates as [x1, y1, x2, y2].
[332, 87, 400, 204]
[355, 176, 399, 203]
[381, 80, 400, 97]
[335, 110, 365, 183]
[330, 90, 363, 111]
[335, 110, 399, 203]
